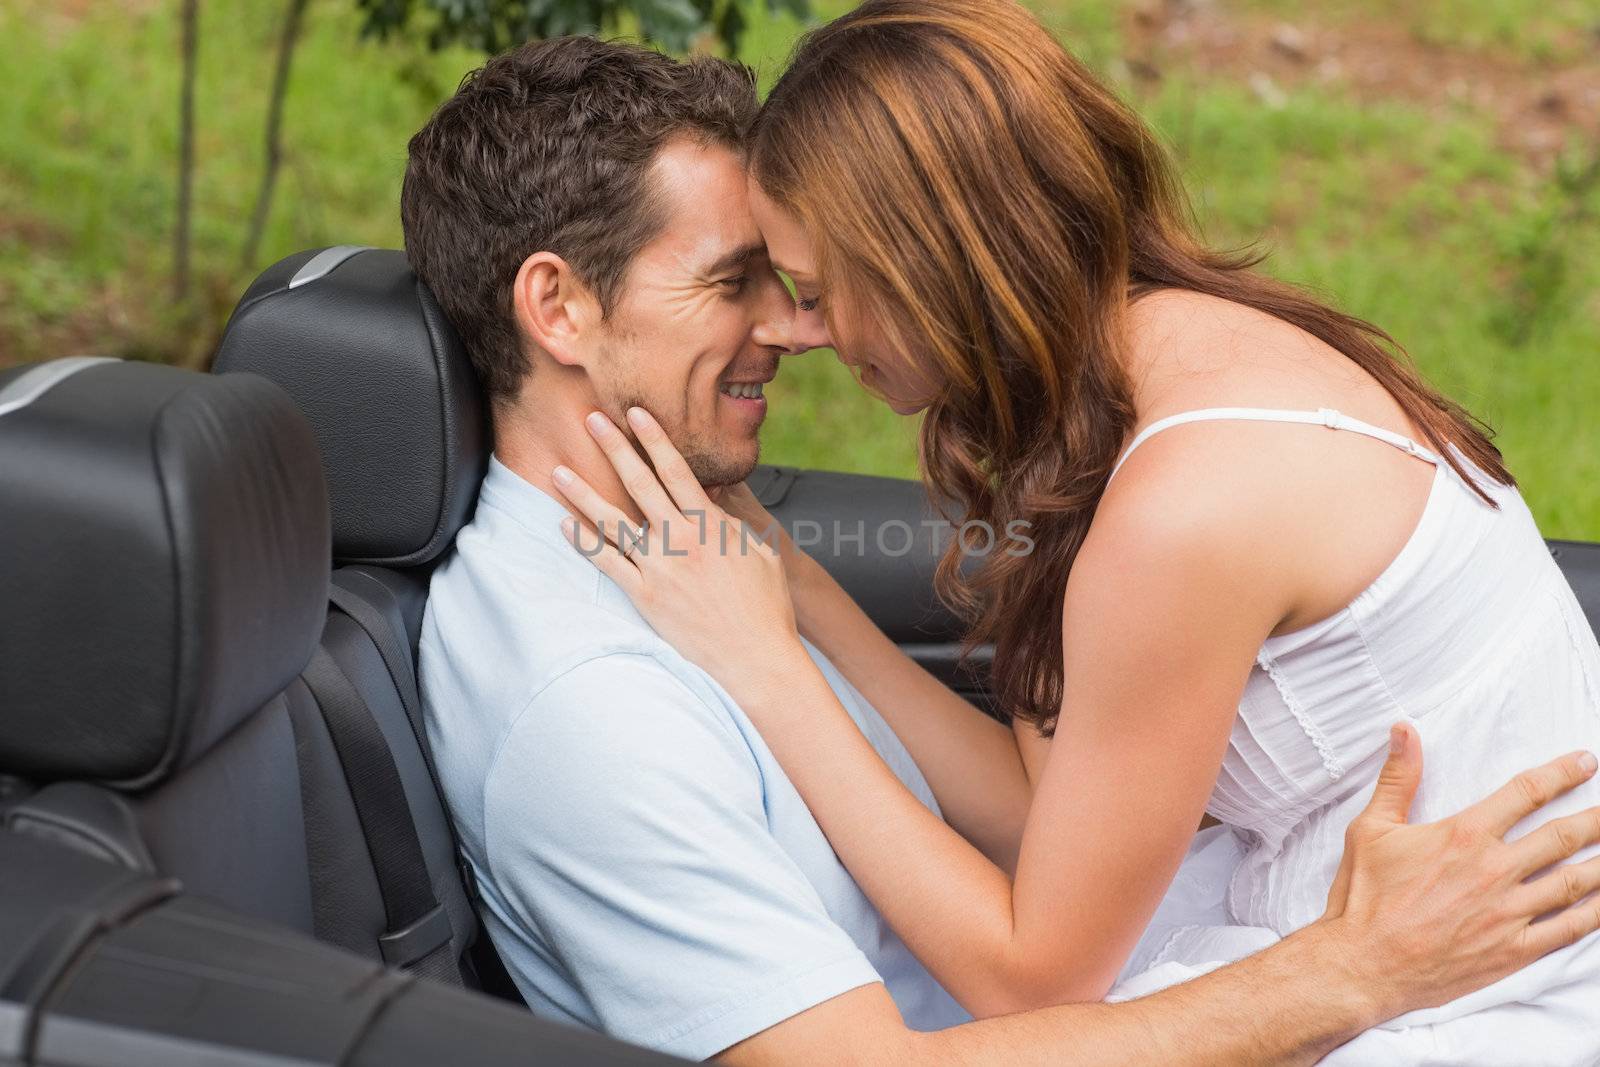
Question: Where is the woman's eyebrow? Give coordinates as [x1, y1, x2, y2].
[774, 261, 816, 284]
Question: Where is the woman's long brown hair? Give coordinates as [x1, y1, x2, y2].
[748, 0, 1513, 733]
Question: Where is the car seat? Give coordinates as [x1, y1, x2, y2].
[0, 357, 473, 984]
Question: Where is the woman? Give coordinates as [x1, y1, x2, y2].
[554, 0, 1600, 1061]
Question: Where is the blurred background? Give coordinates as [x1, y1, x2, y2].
[2, 0, 1597, 536]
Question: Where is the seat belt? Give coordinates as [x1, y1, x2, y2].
[325, 576, 484, 908]
[327, 578, 432, 768]
[300, 646, 460, 985]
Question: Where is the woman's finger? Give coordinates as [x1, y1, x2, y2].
[585, 410, 681, 527]
[625, 406, 714, 516]
[1509, 805, 1600, 879]
[551, 464, 647, 554]
[561, 516, 643, 595]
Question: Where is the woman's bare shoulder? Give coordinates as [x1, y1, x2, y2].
[1109, 292, 1391, 541]
[1108, 288, 1438, 640]
[1124, 288, 1358, 408]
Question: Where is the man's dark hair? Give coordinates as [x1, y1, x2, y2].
[402, 37, 758, 402]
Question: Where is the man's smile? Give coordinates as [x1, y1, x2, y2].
[716, 364, 778, 421]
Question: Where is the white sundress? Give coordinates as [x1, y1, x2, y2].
[1104, 407, 1600, 1066]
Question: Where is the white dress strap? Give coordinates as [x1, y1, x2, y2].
[1107, 407, 1440, 485]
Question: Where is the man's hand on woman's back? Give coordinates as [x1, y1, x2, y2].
[720, 724, 1600, 1067]
[1318, 721, 1600, 1020]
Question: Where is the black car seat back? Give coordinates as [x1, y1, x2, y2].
[0, 360, 328, 935]
[0, 358, 471, 981]
[213, 246, 503, 988]
[213, 246, 486, 811]
[215, 246, 488, 575]
[215, 246, 485, 689]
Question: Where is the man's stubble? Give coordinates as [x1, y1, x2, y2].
[598, 341, 757, 490]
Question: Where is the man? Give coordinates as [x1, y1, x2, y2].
[406, 36, 1600, 1065]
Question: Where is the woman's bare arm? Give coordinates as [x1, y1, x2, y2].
[717, 482, 1031, 872]
[566, 406, 1600, 1029]
[723, 468, 1288, 1015]
[789, 549, 1031, 871]
[1013, 719, 1049, 792]
[565, 407, 1297, 1015]
[1004, 475, 1289, 1002]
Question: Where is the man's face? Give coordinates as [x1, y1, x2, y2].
[588, 140, 799, 486]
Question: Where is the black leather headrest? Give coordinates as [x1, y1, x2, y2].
[0, 359, 330, 789]
[214, 247, 488, 567]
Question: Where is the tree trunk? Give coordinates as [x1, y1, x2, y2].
[174, 0, 199, 300]
[241, 0, 310, 273]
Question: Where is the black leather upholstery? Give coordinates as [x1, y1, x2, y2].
[0, 357, 477, 976]
[0, 361, 330, 788]
[753, 466, 970, 645]
[214, 247, 488, 567]
[4, 782, 157, 872]
[1551, 541, 1600, 637]
[313, 606, 477, 960]
[135, 696, 318, 932]
[0, 824, 682, 1066]
[338, 563, 434, 660]
[214, 254, 489, 983]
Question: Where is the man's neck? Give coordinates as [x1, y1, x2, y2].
[493, 401, 648, 528]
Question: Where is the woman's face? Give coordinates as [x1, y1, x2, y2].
[748, 177, 939, 415]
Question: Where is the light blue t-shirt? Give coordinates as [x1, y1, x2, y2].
[420, 457, 968, 1060]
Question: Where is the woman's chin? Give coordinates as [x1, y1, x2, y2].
[856, 362, 931, 415]
[885, 395, 930, 416]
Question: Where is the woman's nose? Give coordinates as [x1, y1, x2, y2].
[753, 277, 827, 355]
[786, 311, 832, 354]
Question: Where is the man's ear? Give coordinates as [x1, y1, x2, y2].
[512, 251, 600, 368]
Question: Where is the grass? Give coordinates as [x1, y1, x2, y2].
[1135, 79, 1600, 537]
[2, 0, 1597, 537]
[0, 2, 482, 362]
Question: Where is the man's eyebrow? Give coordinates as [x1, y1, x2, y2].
[699, 242, 767, 279]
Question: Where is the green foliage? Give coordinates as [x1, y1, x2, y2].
[0, 0, 1596, 535]
[1118, 76, 1600, 540]
[354, 0, 810, 56]
[1490, 149, 1600, 348]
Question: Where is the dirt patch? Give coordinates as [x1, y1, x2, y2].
[0, 237, 229, 369]
[1122, 0, 1600, 172]
[20, 0, 165, 20]
[0, 212, 67, 250]
[11, 0, 167, 48]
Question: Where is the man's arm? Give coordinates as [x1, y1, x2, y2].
[723, 916, 1373, 1066]
[722, 934, 1362, 1067]
[721, 728, 1600, 1066]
